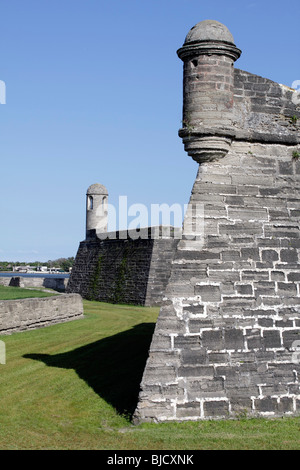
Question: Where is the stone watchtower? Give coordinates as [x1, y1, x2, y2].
[177, 20, 241, 162]
[85, 183, 108, 239]
[134, 20, 300, 423]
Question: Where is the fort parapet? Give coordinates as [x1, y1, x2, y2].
[67, 227, 179, 306]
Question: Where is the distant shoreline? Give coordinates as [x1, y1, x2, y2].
[0, 272, 70, 279]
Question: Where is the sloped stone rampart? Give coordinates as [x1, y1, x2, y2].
[133, 142, 300, 422]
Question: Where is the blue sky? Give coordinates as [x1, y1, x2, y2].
[0, 0, 299, 262]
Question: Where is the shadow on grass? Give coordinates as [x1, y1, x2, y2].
[23, 322, 155, 419]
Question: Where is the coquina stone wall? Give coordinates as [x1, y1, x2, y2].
[133, 20, 300, 423]
[0, 294, 83, 335]
[67, 229, 179, 306]
[134, 142, 300, 422]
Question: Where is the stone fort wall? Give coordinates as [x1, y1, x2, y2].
[67, 229, 179, 306]
[0, 294, 83, 335]
[68, 19, 300, 422]
[134, 141, 300, 422]
[133, 20, 300, 422]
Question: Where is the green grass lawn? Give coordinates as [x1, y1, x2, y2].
[0, 300, 300, 450]
[0, 285, 57, 300]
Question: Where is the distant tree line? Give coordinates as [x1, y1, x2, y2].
[0, 257, 75, 272]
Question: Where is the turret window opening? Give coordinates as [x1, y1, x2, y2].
[88, 196, 93, 210]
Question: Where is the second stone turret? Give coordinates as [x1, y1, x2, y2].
[85, 183, 108, 239]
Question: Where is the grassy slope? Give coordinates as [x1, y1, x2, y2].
[0, 285, 57, 300]
[0, 300, 300, 450]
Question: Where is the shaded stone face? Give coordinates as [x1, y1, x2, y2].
[67, 235, 179, 307]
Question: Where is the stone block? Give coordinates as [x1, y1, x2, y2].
[221, 296, 256, 309]
[142, 366, 177, 384]
[203, 400, 229, 418]
[221, 282, 236, 295]
[176, 402, 201, 418]
[287, 272, 300, 282]
[278, 161, 293, 175]
[246, 329, 263, 349]
[187, 377, 225, 399]
[290, 209, 300, 219]
[173, 335, 201, 349]
[269, 209, 290, 220]
[235, 284, 253, 296]
[258, 318, 274, 327]
[278, 397, 294, 413]
[155, 316, 186, 333]
[280, 249, 298, 263]
[221, 250, 241, 261]
[224, 329, 244, 350]
[219, 223, 263, 236]
[271, 271, 285, 281]
[260, 383, 288, 396]
[208, 352, 230, 363]
[188, 318, 213, 333]
[181, 348, 207, 366]
[282, 329, 300, 349]
[137, 401, 175, 421]
[149, 334, 172, 351]
[225, 196, 244, 206]
[263, 330, 282, 348]
[202, 329, 224, 350]
[262, 250, 279, 262]
[183, 304, 204, 315]
[288, 384, 300, 395]
[230, 398, 253, 415]
[148, 351, 180, 367]
[194, 284, 221, 302]
[277, 282, 297, 296]
[210, 270, 240, 282]
[254, 397, 278, 413]
[229, 352, 256, 364]
[228, 207, 268, 222]
[242, 270, 269, 281]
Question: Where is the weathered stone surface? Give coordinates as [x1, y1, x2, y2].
[0, 294, 83, 335]
[67, 233, 179, 306]
[133, 20, 300, 423]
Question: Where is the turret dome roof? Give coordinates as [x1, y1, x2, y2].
[86, 183, 108, 195]
[184, 20, 235, 45]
